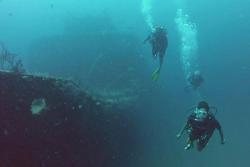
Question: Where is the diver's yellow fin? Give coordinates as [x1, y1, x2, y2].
[151, 68, 160, 81]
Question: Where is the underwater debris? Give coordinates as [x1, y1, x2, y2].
[31, 98, 48, 115]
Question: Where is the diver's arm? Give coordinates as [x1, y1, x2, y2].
[143, 35, 151, 44]
[215, 119, 225, 144]
[176, 123, 188, 139]
[218, 127, 225, 144]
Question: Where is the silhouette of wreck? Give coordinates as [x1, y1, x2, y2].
[0, 70, 140, 167]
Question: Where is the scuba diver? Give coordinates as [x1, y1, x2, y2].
[176, 101, 225, 151]
[144, 26, 168, 81]
[187, 70, 204, 90]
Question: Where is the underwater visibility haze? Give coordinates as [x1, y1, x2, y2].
[0, 0, 250, 166]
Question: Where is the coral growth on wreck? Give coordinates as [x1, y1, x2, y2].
[0, 43, 25, 73]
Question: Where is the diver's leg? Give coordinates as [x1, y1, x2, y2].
[151, 54, 163, 81]
[152, 49, 157, 59]
[197, 133, 212, 151]
[185, 138, 194, 150]
[159, 54, 164, 71]
[152, 43, 157, 58]
[185, 134, 195, 150]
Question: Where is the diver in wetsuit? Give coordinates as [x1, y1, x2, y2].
[144, 26, 168, 81]
[176, 101, 225, 151]
[187, 70, 204, 90]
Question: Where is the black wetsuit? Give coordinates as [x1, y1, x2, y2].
[187, 112, 221, 151]
[145, 28, 168, 59]
[187, 74, 204, 90]
[150, 29, 168, 58]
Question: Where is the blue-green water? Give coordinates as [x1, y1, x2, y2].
[0, 0, 250, 166]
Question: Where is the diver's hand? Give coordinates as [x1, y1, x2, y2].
[176, 133, 181, 139]
[221, 139, 225, 145]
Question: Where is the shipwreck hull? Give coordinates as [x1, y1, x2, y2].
[0, 71, 140, 167]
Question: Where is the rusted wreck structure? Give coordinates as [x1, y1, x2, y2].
[0, 70, 140, 167]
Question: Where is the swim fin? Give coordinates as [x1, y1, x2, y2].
[151, 68, 160, 81]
